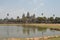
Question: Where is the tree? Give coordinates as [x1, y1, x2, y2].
[43, 17, 47, 23]
[7, 13, 9, 20]
[9, 17, 14, 22]
[5, 13, 9, 23]
[0, 19, 3, 24]
[53, 14, 55, 19]
[48, 17, 54, 23]
[55, 17, 60, 23]
[22, 17, 27, 23]
[37, 17, 45, 23]
[32, 14, 35, 18]
[37, 17, 47, 23]
[10, 17, 14, 20]
[16, 16, 20, 23]
[29, 14, 36, 23]
[17, 16, 19, 19]
[41, 13, 43, 17]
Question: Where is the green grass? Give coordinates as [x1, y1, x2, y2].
[0, 37, 60, 40]
[48, 37, 60, 40]
[0, 24, 60, 29]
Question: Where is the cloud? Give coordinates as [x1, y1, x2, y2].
[32, 0, 43, 3]
[0, 8, 24, 18]
[31, 0, 44, 7]
[40, 3, 44, 6]
[33, 0, 37, 4]
[0, 0, 45, 19]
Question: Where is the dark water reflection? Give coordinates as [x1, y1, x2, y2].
[0, 26, 60, 38]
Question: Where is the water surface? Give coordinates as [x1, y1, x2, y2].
[0, 26, 60, 38]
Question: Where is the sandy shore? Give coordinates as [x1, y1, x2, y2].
[0, 35, 60, 40]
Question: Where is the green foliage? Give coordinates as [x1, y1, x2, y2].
[55, 17, 60, 23]
[0, 12, 60, 24]
[47, 17, 54, 23]
[36, 17, 47, 23]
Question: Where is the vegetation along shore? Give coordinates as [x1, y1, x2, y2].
[0, 24, 60, 28]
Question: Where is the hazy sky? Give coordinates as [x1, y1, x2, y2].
[0, 0, 60, 19]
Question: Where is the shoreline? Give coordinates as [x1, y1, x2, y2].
[0, 35, 60, 40]
[0, 23, 60, 31]
[0, 23, 60, 28]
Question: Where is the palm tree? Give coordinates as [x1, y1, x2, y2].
[41, 13, 44, 23]
[16, 16, 20, 23]
[53, 8, 55, 19]
[53, 14, 55, 18]
[53, 14, 55, 23]
[7, 13, 9, 16]
[6, 13, 9, 23]
[41, 13, 43, 17]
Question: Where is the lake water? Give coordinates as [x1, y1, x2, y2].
[0, 26, 60, 38]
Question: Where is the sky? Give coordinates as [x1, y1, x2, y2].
[0, 0, 60, 19]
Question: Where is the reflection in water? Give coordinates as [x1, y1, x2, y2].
[37, 27, 46, 32]
[0, 26, 60, 38]
[23, 27, 30, 35]
[23, 26, 36, 35]
[50, 29, 58, 36]
[22, 26, 47, 35]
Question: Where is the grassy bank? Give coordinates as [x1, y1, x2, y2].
[0, 24, 60, 28]
[0, 37, 60, 40]
[48, 37, 60, 40]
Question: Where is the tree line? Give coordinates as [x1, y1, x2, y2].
[0, 12, 60, 24]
